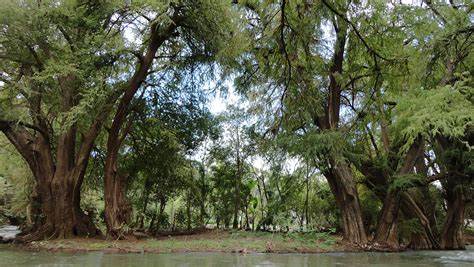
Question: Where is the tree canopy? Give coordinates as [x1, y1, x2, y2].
[0, 0, 472, 251]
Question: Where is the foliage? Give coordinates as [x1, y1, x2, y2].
[0, 137, 33, 223]
[393, 77, 474, 152]
[0, 0, 472, 250]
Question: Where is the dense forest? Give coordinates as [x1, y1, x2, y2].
[0, 0, 472, 252]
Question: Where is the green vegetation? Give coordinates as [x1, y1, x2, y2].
[0, 0, 472, 253]
[27, 230, 340, 253]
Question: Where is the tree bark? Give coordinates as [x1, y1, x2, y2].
[440, 182, 466, 249]
[1, 118, 102, 240]
[232, 129, 242, 229]
[104, 171, 132, 239]
[41, 171, 98, 239]
[325, 161, 368, 245]
[186, 190, 192, 231]
[199, 170, 206, 228]
[435, 135, 469, 250]
[16, 164, 98, 240]
[373, 190, 400, 248]
[305, 162, 310, 227]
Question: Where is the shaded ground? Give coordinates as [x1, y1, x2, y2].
[19, 230, 358, 254]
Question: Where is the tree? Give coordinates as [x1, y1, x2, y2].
[116, 80, 217, 233]
[343, 0, 473, 249]
[0, 0, 130, 239]
[234, 0, 372, 245]
[102, 0, 241, 238]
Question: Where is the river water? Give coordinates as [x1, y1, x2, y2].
[0, 226, 473, 266]
[0, 225, 20, 240]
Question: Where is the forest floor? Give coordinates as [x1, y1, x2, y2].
[19, 229, 362, 254]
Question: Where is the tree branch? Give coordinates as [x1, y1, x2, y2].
[423, 0, 447, 25]
[0, 119, 47, 137]
[321, 0, 391, 61]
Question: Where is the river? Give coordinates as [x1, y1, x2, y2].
[0, 226, 473, 266]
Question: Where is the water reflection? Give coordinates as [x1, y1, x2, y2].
[0, 247, 472, 267]
[0, 226, 472, 267]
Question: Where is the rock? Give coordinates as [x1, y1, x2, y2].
[238, 248, 248, 254]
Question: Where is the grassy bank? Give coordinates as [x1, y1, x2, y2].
[22, 230, 357, 254]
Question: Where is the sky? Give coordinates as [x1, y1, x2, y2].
[207, 80, 240, 115]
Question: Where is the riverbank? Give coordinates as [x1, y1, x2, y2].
[15, 230, 361, 254]
[5, 229, 474, 254]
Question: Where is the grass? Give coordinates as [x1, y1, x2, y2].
[466, 226, 474, 236]
[25, 229, 346, 254]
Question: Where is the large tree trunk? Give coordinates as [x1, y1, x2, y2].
[373, 190, 400, 249]
[2, 120, 101, 241]
[361, 170, 437, 250]
[415, 140, 439, 236]
[408, 232, 433, 249]
[103, 167, 132, 239]
[38, 174, 98, 239]
[435, 135, 469, 250]
[17, 166, 98, 240]
[326, 161, 368, 246]
[440, 182, 466, 249]
[360, 166, 437, 250]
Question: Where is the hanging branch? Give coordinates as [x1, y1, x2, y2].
[423, 0, 447, 25]
[280, 0, 292, 98]
[321, 0, 391, 62]
[273, 0, 292, 135]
